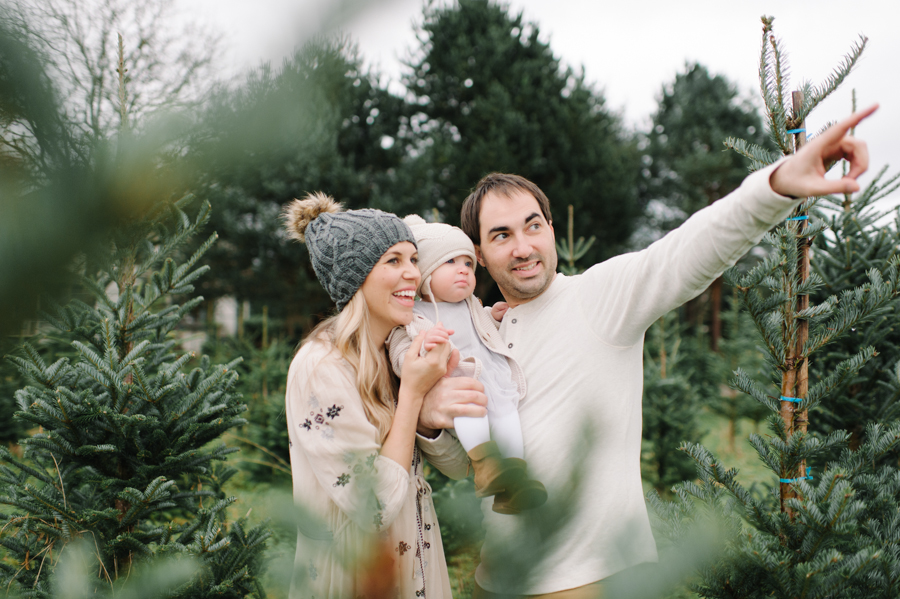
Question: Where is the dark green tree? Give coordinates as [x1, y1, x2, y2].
[403, 0, 642, 270]
[0, 196, 270, 598]
[807, 148, 900, 451]
[640, 63, 772, 349]
[194, 36, 406, 335]
[650, 17, 900, 598]
[641, 62, 770, 227]
[642, 311, 702, 493]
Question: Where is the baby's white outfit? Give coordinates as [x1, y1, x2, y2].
[386, 295, 527, 457]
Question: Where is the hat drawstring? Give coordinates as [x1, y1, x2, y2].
[418, 276, 440, 358]
[423, 276, 440, 324]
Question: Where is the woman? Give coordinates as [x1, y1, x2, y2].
[283, 192, 469, 599]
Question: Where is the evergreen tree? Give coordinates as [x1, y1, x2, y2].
[704, 288, 770, 452]
[404, 0, 642, 269]
[642, 311, 702, 493]
[0, 337, 26, 447]
[640, 63, 772, 349]
[0, 196, 269, 598]
[195, 36, 405, 334]
[650, 17, 900, 597]
[0, 40, 269, 597]
[807, 140, 900, 451]
[642, 62, 770, 228]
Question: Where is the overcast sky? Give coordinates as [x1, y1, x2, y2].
[187, 0, 900, 199]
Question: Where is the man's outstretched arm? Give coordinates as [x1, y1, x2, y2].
[581, 105, 878, 348]
[770, 104, 876, 198]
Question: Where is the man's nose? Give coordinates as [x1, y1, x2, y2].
[511, 237, 533, 258]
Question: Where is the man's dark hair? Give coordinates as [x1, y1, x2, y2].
[460, 173, 553, 244]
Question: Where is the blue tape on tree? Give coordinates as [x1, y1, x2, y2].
[786, 216, 809, 221]
[780, 395, 802, 403]
[787, 128, 806, 134]
[780, 467, 813, 483]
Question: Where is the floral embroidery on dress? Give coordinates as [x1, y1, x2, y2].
[373, 511, 384, 531]
[308, 561, 318, 581]
[397, 541, 410, 556]
[305, 399, 344, 439]
[333, 473, 350, 487]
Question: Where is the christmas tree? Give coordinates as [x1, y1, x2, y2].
[642, 312, 702, 493]
[649, 17, 900, 597]
[0, 37, 269, 598]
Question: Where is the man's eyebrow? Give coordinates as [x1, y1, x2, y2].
[486, 212, 542, 237]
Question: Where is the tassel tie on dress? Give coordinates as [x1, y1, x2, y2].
[414, 473, 432, 497]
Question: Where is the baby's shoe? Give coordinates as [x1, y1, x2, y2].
[491, 459, 547, 515]
[468, 441, 523, 498]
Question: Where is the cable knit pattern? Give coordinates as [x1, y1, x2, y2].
[303, 207, 416, 311]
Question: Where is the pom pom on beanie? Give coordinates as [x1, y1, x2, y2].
[283, 193, 415, 311]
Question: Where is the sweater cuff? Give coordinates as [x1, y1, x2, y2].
[743, 157, 803, 222]
[416, 428, 458, 449]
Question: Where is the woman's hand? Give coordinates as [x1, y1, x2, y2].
[400, 331, 454, 399]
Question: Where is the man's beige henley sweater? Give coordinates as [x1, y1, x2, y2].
[471, 161, 799, 594]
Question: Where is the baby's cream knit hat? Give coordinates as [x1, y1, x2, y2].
[402, 215, 477, 299]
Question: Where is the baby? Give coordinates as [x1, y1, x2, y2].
[387, 215, 546, 514]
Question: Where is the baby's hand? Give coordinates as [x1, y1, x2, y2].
[491, 301, 510, 322]
[423, 323, 455, 352]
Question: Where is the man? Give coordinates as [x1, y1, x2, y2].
[415, 106, 877, 598]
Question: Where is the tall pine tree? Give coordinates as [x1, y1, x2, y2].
[403, 0, 642, 268]
[649, 17, 900, 597]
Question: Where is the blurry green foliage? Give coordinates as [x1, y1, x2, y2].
[0, 16, 201, 337]
[193, 36, 407, 333]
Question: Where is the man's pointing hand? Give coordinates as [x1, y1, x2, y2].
[770, 104, 878, 198]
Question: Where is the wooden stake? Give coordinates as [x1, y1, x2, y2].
[779, 90, 810, 515]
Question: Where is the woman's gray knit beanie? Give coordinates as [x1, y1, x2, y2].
[282, 193, 416, 311]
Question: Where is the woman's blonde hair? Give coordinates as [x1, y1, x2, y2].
[303, 292, 397, 442]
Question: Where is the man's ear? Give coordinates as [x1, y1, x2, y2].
[474, 245, 485, 267]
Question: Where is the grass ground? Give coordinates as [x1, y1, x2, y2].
[224, 409, 774, 598]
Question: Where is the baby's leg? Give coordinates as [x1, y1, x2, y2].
[489, 410, 524, 459]
[453, 415, 491, 453]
